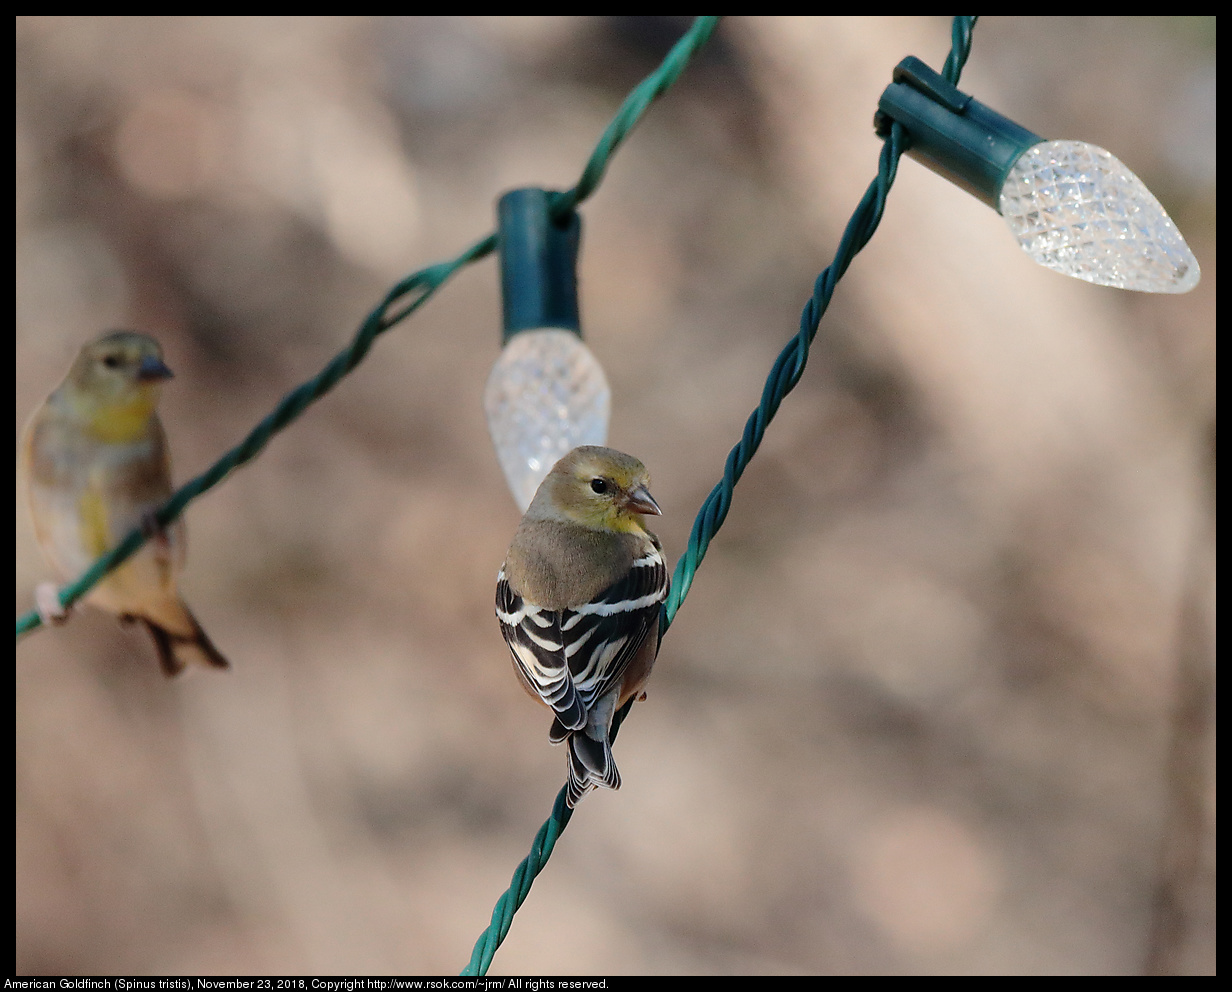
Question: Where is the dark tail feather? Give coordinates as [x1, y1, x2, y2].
[140, 614, 229, 678]
[565, 732, 621, 808]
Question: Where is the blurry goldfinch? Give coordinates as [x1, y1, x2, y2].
[496, 445, 668, 806]
[20, 331, 228, 677]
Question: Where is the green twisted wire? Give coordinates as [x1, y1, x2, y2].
[548, 16, 721, 220]
[462, 15, 980, 976]
[15, 16, 721, 641]
[943, 14, 978, 84]
[664, 14, 975, 629]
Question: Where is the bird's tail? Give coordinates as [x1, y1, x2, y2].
[139, 608, 229, 678]
[564, 731, 621, 807]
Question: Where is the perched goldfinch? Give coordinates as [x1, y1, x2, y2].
[20, 331, 228, 677]
[496, 445, 668, 807]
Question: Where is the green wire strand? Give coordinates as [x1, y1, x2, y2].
[462, 16, 980, 976]
[549, 16, 721, 220]
[15, 16, 722, 642]
[942, 15, 978, 83]
[462, 789, 575, 977]
[662, 14, 977, 632]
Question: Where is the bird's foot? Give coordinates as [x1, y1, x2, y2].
[34, 583, 70, 626]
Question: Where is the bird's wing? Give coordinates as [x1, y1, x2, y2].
[497, 568, 586, 731]
[561, 540, 668, 710]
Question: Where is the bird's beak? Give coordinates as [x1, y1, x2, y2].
[623, 484, 662, 516]
[137, 356, 174, 382]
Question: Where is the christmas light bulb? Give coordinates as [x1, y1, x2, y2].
[485, 329, 610, 511]
[998, 139, 1198, 293]
[486, 189, 611, 510]
[876, 57, 1199, 294]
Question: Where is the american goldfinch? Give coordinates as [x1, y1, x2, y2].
[496, 445, 668, 807]
[20, 331, 228, 677]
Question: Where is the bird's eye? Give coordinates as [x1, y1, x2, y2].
[590, 478, 609, 495]
[102, 354, 121, 369]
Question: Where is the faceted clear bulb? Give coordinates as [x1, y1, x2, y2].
[485, 328, 611, 511]
[999, 140, 1200, 294]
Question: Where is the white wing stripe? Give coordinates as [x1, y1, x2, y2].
[574, 636, 627, 685]
[511, 646, 563, 685]
[572, 589, 666, 617]
[563, 624, 598, 659]
[523, 627, 563, 652]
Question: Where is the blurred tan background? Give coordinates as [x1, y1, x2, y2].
[15, 16, 1215, 976]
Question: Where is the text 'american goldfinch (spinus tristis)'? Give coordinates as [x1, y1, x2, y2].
[496, 445, 668, 807]
[20, 331, 229, 677]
